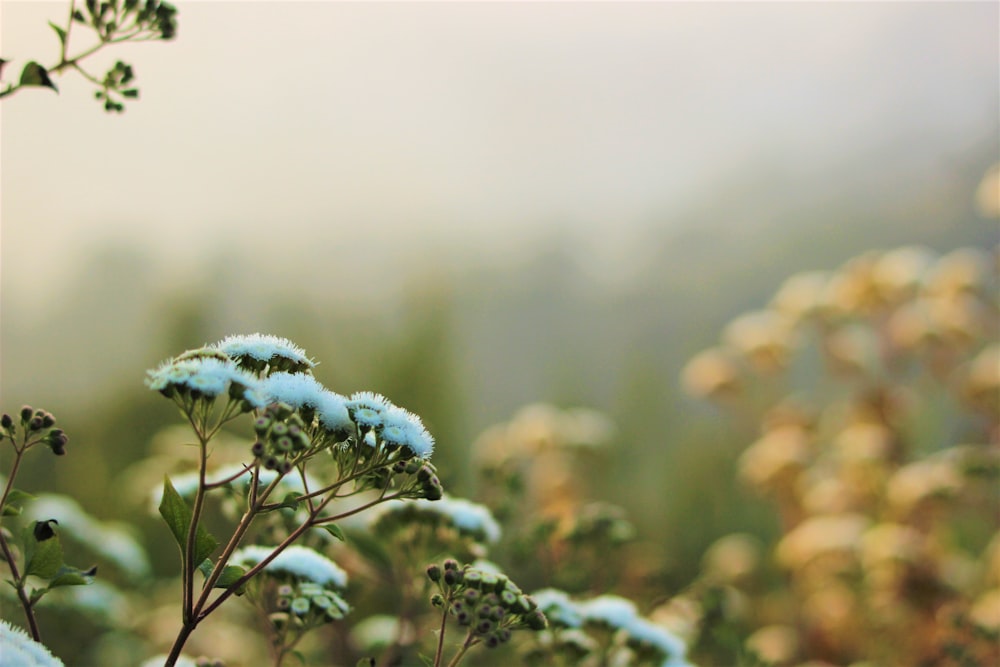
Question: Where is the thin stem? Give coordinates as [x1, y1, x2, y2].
[445, 631, 478, 667]
[0, 523, 42, 641]
[182, 428, 210, 622]
[433, 603, 450, 667]
[0, 445, 26, 512]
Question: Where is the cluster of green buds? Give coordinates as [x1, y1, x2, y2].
[428, 559, 547, 650]
[390, 459, 444, 501]
[273, 581, 350, 629]
[0, 406, 68, 456]
[251, 403, 311, 473]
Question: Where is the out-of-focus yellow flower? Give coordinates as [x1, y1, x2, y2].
[648, 594, 703, 645]
[801, 584, 859, 655]
[887, 299, 939, 350]
[824, 324, 880, 377]
[975, 162, 1000, 218]
[776, 513, 869, 571]
[959, 343, 1000, 413]
[771, 271, 830, 322]
[701, 533, 763, 585]
[925, 248, 993, 298]
[823, 252, 885, 316]
[970, 588, 1000, 630]
[680, 347, 742, 399]
[738, 426, 812, 495]
[886, 458, 962, 518]
[723, 310, 797, 374]
[833, 422, 896, 465]
[746, 624, 800, 666]
[872, 245, 936, 304]
[800, 475, 858, 516]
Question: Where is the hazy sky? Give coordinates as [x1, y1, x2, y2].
[2, 1, 998, 311]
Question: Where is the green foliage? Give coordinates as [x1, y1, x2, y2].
[0, 0, 178, 110]
[158, 476, 218, 566]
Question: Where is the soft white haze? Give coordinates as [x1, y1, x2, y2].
[2, 1, 998, 313]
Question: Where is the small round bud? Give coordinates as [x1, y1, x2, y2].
[277, 584, 293, 597]
[443, 559, 459, 571]
[264, 456, 279, 470]
[251, 441, 266, 457]
[430, 593, 445, 608]
[417, 465, 433, 482]
[280, 460, 294, 475]
[19, 406, 33, 423]
[485, 634, 501, 649]
[271, 422, 289, 437]
[39, 412, 55, 429]
[253, 417, 271, 434]
[463, 589, 481, 604]
[443, 569, 461, 586]
[392, 460, 407, 474]
[274, 435, 293, 452]
[426, 564, 442, 582]
[28, 416, 44, 431]
[455, 611, 471, 626]
[526, 609, 547, 630]
[0, 414, 12, 429]
[464, 570, 482, 589]
[276, 597, 291, 610]
[476, 619, 495, 635]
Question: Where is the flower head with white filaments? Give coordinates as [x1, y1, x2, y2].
[212, 333, 315, 373]
[0, 619, 64, 667]
[370, 495, 500, 545]
[145, 355, 266, 409]
[529, 591, 694, 666]
[231, 545, 348, 589]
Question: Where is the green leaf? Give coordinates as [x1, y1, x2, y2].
[197, 559, 247, 593]
[19, 62, 58, 92]
[1, 489, 35, 517]
[260, 492, 301, 514]
[47, 564, 97, 588]
[121, 88, 139, 99]
[316, 524, 345, 542]
[48, 21, 67, 46]
[158, 476, 218, 566]
[25, 530, 63, 579]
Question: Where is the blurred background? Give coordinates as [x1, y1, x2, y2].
[1, 1, 998, 664]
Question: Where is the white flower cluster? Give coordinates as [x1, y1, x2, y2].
[530, 591, 695, 667]
[145, 335, 435, 460]
[0, 620, 64, 667]
[231, 545, 348, 589]
[369, 495, 501, 543]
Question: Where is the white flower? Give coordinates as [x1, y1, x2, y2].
[625, 617, 688, 660]
[369, 495, 499, 543]
[578, 594, 638, 628]
[213, 333, 314, 368]
[0, 619, 64, 666]
[531, 588, 583, 628]
[232, 545, 348, 589]
[262, 372, 327, 409]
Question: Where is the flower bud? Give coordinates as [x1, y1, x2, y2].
[443, 559, 459, 571]
[28, 416, 44, 432]
[251, 441, 266, 458]
[39, 412, 55, 429]
[426, 564, 442, 582]
[430, 593, 445, 608]
[526, 609, 547, 630]
[0, 414, 12, 430]
[19, 406, 33, 423]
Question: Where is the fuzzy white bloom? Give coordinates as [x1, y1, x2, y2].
[316, 390, 353, 435]
[213, 334, 314, 368]
[369, 495, 500, 543]
[625, 617, 688, 660]
[578, 594, 639, 628]
[531, 588, 583, 628]
[232, 545, 348, 589]
[145, 356, 265, 405]
[26, 494, 150, 580]
[262, 371, 326, 409]
[0, 620, 64, 666]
